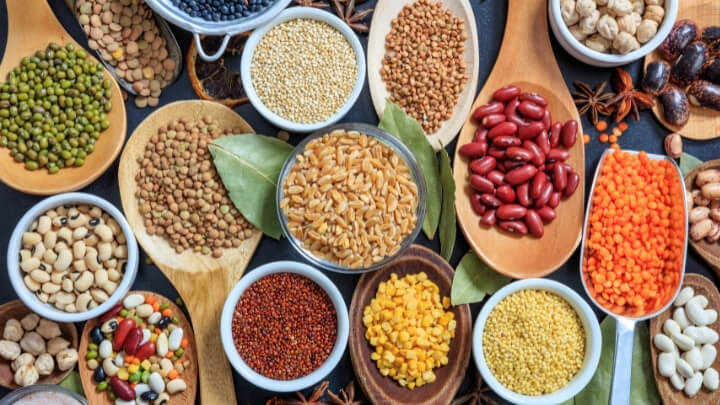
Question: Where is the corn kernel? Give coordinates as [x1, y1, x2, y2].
[140, 360, 151, 370]
[117, 369, 129, 381]
[127, 364, 139, 374]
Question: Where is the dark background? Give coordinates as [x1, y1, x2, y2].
[0, 0, 718, 404]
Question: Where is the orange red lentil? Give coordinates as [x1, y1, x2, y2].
[582, 151, 685, 317]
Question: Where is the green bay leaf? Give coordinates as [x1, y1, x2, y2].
[451, 251, 511, 305]
[58, 371, 83, 395]
[379, 101, 442, 240]
[679, 152, 703, 176]
[209, 134, 293, 239]
[439, 148, 456, 261]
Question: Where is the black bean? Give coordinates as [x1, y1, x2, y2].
[90, 326, 104, 344]
[688, 80, 720, 111]
[158, 316, 172, 328]
[141, 391, 159, 401]
[671, 41, 709, 86]
[93, 366, 105, 382]
[659, 87, 690, 127]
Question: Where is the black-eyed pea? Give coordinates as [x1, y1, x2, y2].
[95, 224, 113, 242]
[42, 283, 61, 295]
[108, 269, 121, 282]
[62, 278, 73, 293]
[65, 303, 77, 313]
[54, 249, 72, 271]
[53, 242, 69, 255]
[43, 232, 57, 250]
[98, 242, 112, 261]
[23, 275, 41, 292]
[88, 300, 98, 310]
[22, 232, 42, 246]
[72, 241, 86, 260]
[107, 219, 121, 235]
[90, 289, 109, 303]
[72, 227, 88, 240]
[51, 217, 66, 228]
[20, 257, 40, 272]
[32, 242, 45, 260]
[37, 216, 51, 234]
[105, 258, 118, 269]
[55, 292, 75, 306]
[19, 250, 31, 262]
[50, 271, 67, 285]
[116, 233, 126, 245]
[57, 228, 72, 244]
[52, 300, 64, 310]
[56, 207, 67, 216]
[77, 204, 89, 213]
[114, 245, 127, 259]
[68, 213, 88, 229]
[85, 234, 99, 247]
[85, 250, 100, 271]
[29, 270, 50, 284]
[101, 281, 117, 295]
[95, 269, 109, 285]
[76, 292, 91, 312]
[36, 291, 48, 303]
[42, 249, 57, 264]
[45, 210, 58, 219]
[75, 271, 94, 292]
[89, 206, 102, 218]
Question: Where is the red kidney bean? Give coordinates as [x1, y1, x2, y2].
[537, 206, 556, 222]
[487, 147, 505, 160]
[496, 185, 516, 203]
[473, 128, 488, 143]
[473, 101, 504, 120]
[518, 121, 545, 140]
[492, 135, 521, 148]
[113, 319, 136, 351]
[480, 193, 502, 208]
[548, 191, 561, 208]
[546, 148, 569, 162]
[525, 209, 544, 237]
[520, 92, 548, 107]
[536, 130, 551, 154]
[481, 209, 497, 226]
[123, 328, 143, 355]
[471, 193, 486, 215]
[470, 174, 495, 194]
[530, 172, 547, 199]
[503, 161, 525, 171]
[537, 164, 546, 172]
[505, 164, 538, 185]
[99, 304, 122, 323]
[470, 156, 496, 175]
[518, 101, 545, 120]
[135, 341, 156, 361]
[541, 109, 552, 130]
[504, 97, 520, 116]
[534, 182, 553, 208]
[495, 163, 506, 173]
[517, 183, 531, 207]
[499, 220, 528, 235]
[459, 142, 488, 158]
[553, 163, 567, 191]
[482, 114, 506, 128]
[549, 122, 562, 148]
[488, 122, 518, 139]
[505, 147, 532, 161]
[523, 140, 545, 166]
[561, 120, 578, 148]
[493, 86, 521, 102]
[497, 204, 527, 220]
[565, 171, 580, 197]
[487, 170, 505, 185]
[110, 376, 136, 400]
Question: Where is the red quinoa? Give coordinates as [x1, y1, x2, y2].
[231, 272, 337, 380]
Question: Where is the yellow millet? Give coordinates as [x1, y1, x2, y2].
[483, 289, 585, 396]
[363, 272, 456, 390]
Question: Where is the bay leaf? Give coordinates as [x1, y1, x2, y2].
[209, 134, 293, 239]
[680, 152, 703, 177]
[379, 101, 442, 240]
[451, 251, 511, 305]
[439, 148, 456, 261]
[58, 371, 83, 395]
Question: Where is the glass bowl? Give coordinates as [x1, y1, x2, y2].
[276, 123, 426, 274]
[0, 384, 88, 405]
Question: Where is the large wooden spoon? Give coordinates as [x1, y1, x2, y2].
[0, 0, 127, 195]
[117, 100, 263, 405]
[0, 300, 79, 389]
[349, 244, 472, 405]
[77, 291, 198, 405]
[685, 159, 720, 278]
[649, 273, 720, 405]
[366, 0, 480, 151]
[452, 0, 585, 279]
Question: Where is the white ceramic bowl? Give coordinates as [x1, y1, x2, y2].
[7, 193, 139, 323]
[549, 0, 678, 67]
[240, 7, 366, 133]
[472, 279, 602, 405]
[220, 260, 349, 392]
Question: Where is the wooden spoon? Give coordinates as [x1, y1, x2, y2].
[366, 0, 480, 151]
[452, 0, 585, 279]
[685, 159, 720, 278]
[0, 300, 79, 389]
[117, 100, 262, 405]
[644, 0, 720, 140]
[0, 0, 127, 195]
[649, 273, 720, 405]
[349, 244, 472, 405]
[77, 291, 198, 405]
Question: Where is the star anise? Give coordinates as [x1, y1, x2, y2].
[332, 0, 373, 33]
[327, 381, 364, 405]
[451, 369, 498, 405]
[607, 68, 655, 122]
[267, 381, 330, 405]
[572, 80, 614, 125]
[293, 0, 329, 8]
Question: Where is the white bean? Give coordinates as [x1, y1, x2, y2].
[140, 329, 151, 346]
[674, 307, 690, 330]
[102, 357, 118, 376]
[670, 373, 685, 390]
[156, 333, 168, 357]
[704, 368, 719, 391]
[148, 312, 161, 324]
[687, 299, 711, 326]
[684, 347, 704, 371]
[664, 318, 682, 336]
[168, 328, 183, 351]
[99, 340, 112, 358]
[678, 358, 695, 378]
[674, 333, 696, 351]
[688, 295, 709, 309]
[702, 344, 717, 370]
[659, 352, 676, 377]
[123, 294, 144, 309]
[706, 309, 718, 325]
[136, 304, 153, 318]
[166, 378, 186, 394]
[685, 372, 703, 397]
[148, 372, 164, 393]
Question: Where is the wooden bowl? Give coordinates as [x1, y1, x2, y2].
[685, 159, 720, 278]
[649, 273, 720, 405]
[644, 0, 720, 140]
[0, 300, 79, 389]
[0, 0, 127, 195]
[349, 244, 472, 405]
[77, 291, 198, 405]
[366, 0, 480, 151]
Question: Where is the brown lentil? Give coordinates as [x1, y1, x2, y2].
[134, 116, 255, 257]
[483, 289, 585, 396]
[231, 272, 337, 380]
[279, 129, 419, 269]
[380, 0, 469, 134]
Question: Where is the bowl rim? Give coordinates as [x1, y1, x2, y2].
[275, 123, 427, 274]
[548, 0, 678, 65]
[0, 383, 89, 405]
[472, 278, 602, 405]
[219, 260, 349, 392]
[6, 192, 139, 323]
[239, 7, 367, 133]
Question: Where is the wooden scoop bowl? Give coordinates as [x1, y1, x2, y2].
[0, 0, 127, 195]
[685, 159, 720, 278]
[0, 300, 79, 389]
[649, 273, 720, 405]
[117, 100, 263, 405]
[453, 0, 585, 279]
[77, 291, 198, 405]
[349, 244, 472, 405]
